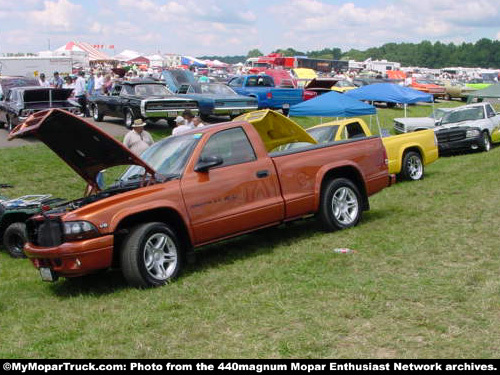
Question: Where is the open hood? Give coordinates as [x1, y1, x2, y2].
[23, 88, 74, 102]
[8, 109, 156, 189]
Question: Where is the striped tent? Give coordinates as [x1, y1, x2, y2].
[56, 41, 115, 62]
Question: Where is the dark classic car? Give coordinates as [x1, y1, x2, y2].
[178, 82, 258, 118]
[0, 76, 40, 100]
[89, 80, 199, 128]
[0, 86, 80, 131]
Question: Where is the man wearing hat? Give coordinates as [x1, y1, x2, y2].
[123, 119, 154, 155]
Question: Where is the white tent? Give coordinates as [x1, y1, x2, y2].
[114, 49, 141, 62]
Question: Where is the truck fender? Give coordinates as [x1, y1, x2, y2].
[396, 143, 424, 171]
[110, 204, 195, 265]
[110, 203, 194, 254]
[313, 161, 369, 212]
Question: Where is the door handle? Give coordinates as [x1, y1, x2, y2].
[256, 170, 269, 178]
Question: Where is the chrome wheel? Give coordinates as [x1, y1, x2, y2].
[121, 222, 183, 288]
[406, 154, 423, 180]
[331, 187, 359, 226]
[482, 132, 491, 152]
[143, 233, 178, 281]
[124, 109, 134, 129]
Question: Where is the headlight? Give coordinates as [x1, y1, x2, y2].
[63, 221, 99, 241]
[20, 109, 34, 117]
[466, 129, 481, 138]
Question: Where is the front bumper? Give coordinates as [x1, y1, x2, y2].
[212, 106, 258, 116]
[438, 137, 482, 154]
[24, 234, 114, 279]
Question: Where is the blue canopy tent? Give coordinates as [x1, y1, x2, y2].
[289, 90, 376, 117]
[345, 83, 433, 117]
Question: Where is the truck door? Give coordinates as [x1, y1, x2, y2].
[485, 104, 500, 142]
[181, 127, 285, 245]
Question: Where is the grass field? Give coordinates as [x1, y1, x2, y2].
[1, 101, 500, 359]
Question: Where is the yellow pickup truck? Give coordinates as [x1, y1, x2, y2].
[236, 110, 439, 181]
[306, 118, 439, 181]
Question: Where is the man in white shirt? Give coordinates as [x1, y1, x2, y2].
[38, 73, 50, 87]
[123, 119, 154, 155]
[172, 115, 192, 136]
[74, 71, 89, 116]
[182, 109, 195, 128]
[94, 71, 104, 94]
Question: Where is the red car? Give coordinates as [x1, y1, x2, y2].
[410, 77, 446, 98]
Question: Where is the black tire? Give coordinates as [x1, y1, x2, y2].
[480, 131, 491, 152]
[124, 108, 135, 129]
[319, 178, 362, 231]
[92, 104, 104, 122]
[3, 222, 28, 258]
[6, 116, 14, 132]
[401, 151, 424, 181]
[386, 102, 396, 108]
[120, 222, 183, 288]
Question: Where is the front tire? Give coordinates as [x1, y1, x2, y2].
[480, 131, 491, 152]
[6, 116, 14, 132]
[120, 222, 183, 288]
[401, 151, 424, 181]
[319, 178, 362, 231]
[3, 222, 28, 258]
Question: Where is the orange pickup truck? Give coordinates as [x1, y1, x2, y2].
[9, 109, 394, 288]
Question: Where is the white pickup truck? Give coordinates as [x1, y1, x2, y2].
[434, 102, 500, 153]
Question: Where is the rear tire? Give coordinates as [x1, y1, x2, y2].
[319, 178, 362, 231]
[121, 222, 183, 288]
[3, 222, 28, 258]
[401, 151, 424, 181]
[124, 108, 135, 129]
[92, 104, 104, 121]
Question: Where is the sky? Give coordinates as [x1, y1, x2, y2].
[1, 0, 500, 56]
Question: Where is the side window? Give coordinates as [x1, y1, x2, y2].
[200, 127, 256, 167]
[228, 77, 243, 87]
[339, 122, 366, 140]
[486, 105, 496, 118]
[111, 85, 122, 96]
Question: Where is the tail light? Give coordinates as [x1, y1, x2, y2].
[266, 92, 273, 99]
[382, 147, 389, 166]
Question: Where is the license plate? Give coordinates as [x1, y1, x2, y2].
[231, 110, 241, 116]
[282, 103, 290, 109]
[40, 267, 56, 282]
[167, 111, 180, 116]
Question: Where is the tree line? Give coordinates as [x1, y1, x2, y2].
[198, 38, 500, 69]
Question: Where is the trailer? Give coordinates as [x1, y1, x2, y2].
[0, 56, 73, 78]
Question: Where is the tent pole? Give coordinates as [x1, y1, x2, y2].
[376, 115, 383, 137]
[404, 103, 407, 117]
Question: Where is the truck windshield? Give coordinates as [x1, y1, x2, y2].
[119, 133, 201, 182]
[441, 107, 484, 125]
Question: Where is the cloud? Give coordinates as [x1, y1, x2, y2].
[30, 0, 83, 32]
[267, 0, 500, 51]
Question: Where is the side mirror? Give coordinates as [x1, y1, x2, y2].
[194, 155, 223, 173]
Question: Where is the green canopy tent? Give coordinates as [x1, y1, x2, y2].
[467, 83, 500, 103]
